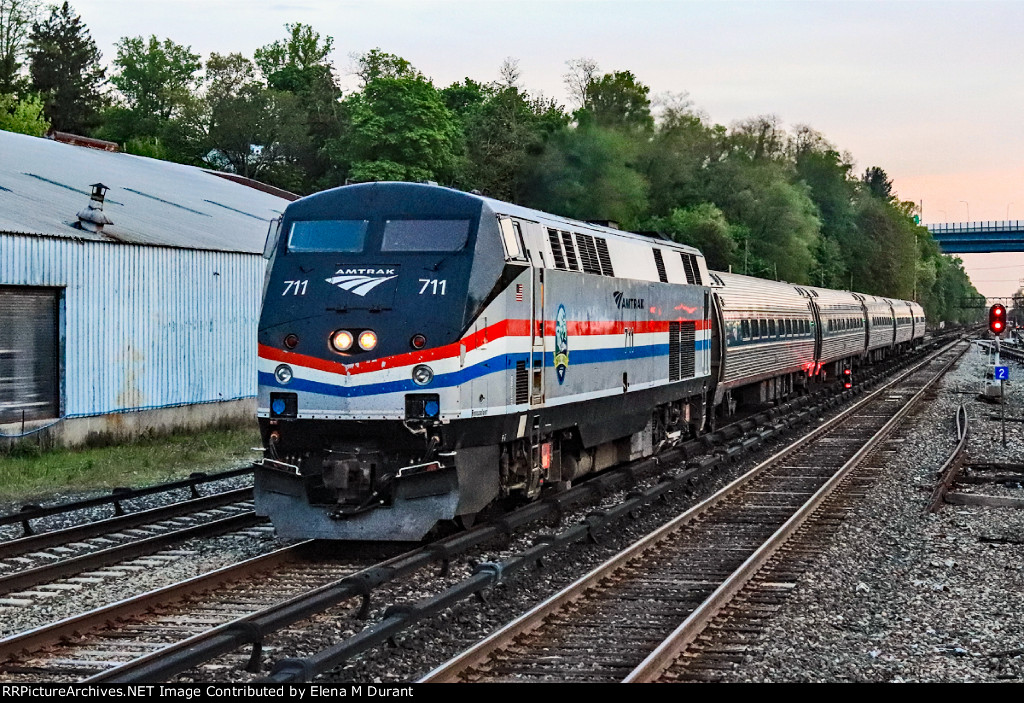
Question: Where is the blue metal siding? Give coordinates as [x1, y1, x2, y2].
[0, 233, 263, 418]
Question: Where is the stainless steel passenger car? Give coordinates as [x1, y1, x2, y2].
[707, 271, 816, 412]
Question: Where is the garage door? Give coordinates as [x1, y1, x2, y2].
[0, 287, 59, 424]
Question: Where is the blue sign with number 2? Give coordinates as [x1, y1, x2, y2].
[995, 366, 1010, 380]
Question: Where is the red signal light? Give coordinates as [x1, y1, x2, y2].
[990, 304, 1007, 336]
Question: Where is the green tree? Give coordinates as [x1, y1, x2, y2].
[110, 35, 200, 120]
[643, 203, 738, 270]
[0, 0, 37, 93]
[641, 99, 726, 216]
[255, 23, 341, 188]
[525, 125, 648, 228]
[255, 23, 332, 87]
[353, 48, 420, 86]
[581, 70, 653, 132]
[342, 75, 461, 184]
[862, 166, 894, 202]
[207, 82, 308, 181]
[27, 1, 105, 134]
[452, 74, 568, 201]
[0, 90, 48, 134]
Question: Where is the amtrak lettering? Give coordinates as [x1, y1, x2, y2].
[326, 267, 398, 296]
[613, 291, 645, 310]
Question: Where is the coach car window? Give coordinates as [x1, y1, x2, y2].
[741, 320, 751, 339]
[382, 219, 471, 252]
[288, 219, 369, 252]
[760, 320, 768, 337]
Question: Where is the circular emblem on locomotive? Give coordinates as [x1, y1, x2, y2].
[555, 304, 569, 384]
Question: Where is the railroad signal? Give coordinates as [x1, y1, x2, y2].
[843, 367, 853, 390]
[990, 304, 1007, 335]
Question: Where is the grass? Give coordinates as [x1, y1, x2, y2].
[0, 426, 263, 502]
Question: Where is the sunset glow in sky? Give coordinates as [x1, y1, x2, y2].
[69, 0, 1024, 297]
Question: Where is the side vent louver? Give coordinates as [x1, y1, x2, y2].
[679, 321, 696, 378]
[679, 253, 703, 285]
[669, 322, 681, 382]
[595, 237, 614, 276]
[560, 231, 580, 270]
[576, 233, 602, 274]
[547, 228, 566, 270]
[653, 248, 668, 283]
[515, 360, 529, 404]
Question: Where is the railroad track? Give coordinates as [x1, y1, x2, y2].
[420, 340, 966, 683]
[0, 541, 397, 683]
[0, 337, 959, 683]
[0, 466, 254, 539]
[0, 468, 267, 608]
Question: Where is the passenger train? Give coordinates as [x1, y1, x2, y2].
[255, 182, 925, 541]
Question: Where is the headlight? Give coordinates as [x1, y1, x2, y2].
[331, 330, 354, 352]
[358, 330, 378, 351]
[274, 364, 293, 385]
[412, 364, 434, 386]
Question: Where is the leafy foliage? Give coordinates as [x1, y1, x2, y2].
[0, 0, 37, 93]
[27, 2, 104, 133]
[0, 89, 47, 134]
[16, 11, 979, 323]
[342, 75, 461, 184]
[110, 35, 200, 120]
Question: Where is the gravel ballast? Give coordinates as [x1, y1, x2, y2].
[717, 340, 1024, 682]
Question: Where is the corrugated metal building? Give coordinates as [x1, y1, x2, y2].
[0, 130, 291, 447]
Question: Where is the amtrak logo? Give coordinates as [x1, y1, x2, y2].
[326, 268, 397, 296]
[554, 304, 569, 384]
[613, 291, 645, 310]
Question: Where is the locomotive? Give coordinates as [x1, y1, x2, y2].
[255, 182, 925, 541]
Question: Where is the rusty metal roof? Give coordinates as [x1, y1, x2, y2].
[0, 130, 291, 253]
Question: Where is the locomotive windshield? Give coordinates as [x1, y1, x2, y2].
[287, 219, 369, 252]
[381, 219, 470, 252]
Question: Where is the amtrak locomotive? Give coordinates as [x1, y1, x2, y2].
[255, 182, 924, 541]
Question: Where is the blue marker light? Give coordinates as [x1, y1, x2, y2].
[424, 400, 439, 417]
[272, 399, 286, 415]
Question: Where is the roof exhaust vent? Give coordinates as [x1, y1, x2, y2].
[76, 182, 113, 233]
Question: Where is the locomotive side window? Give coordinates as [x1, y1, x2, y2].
[382, 219, 470, 251]
[288, 219, 369, 252]
[498, 218, 527, 261]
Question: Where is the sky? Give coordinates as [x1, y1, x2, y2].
[67, 0, 1024, 297]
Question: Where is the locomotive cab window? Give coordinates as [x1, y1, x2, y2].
[288, 219, 369, 252]
[382, 219, 471, 251]
[498, 218, 528, 262]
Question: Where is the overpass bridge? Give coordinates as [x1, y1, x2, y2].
[927, 221, 1024, 253]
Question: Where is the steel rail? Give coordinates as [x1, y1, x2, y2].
[0, 543, 311, 662]
[624, 342, 967, 682]
[927, 403, 970, 513]
[420, 339, 965, 683]
[0, 487, 253, 560]
[0, 509, 261, 596]
[81, 365, 906, 683]
[0, 465, 254, 534]
[0, 338, 952, 683]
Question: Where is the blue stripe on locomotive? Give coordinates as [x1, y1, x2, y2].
[262, 339, 711, 398]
